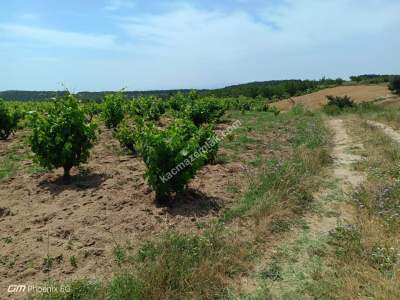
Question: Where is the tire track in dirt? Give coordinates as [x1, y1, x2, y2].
[329, 119, 365, 190]
[251, 119, 365, 298]
[305, 119, 364, 234]
[366, 120, 400, 144]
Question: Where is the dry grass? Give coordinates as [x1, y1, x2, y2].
[329, 212, 400, 300]
[328, 118, 400, 299]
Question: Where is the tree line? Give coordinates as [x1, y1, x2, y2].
[1, 75, 397, 102]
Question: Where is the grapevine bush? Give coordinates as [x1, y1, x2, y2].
[29, 94, 97, 182]
[198, 124, 219, 163]
[114, 118, 143, 155]
[102, 92, 125, 129]
[168, 92, 189, 111]
[183, 97, 226, 127]
[128, 96, 165, 121]
[84, 101, 102, 122]
[140, 118, 218, 202]
[253, 103, 281, 115]
[0, 99, 20, 140]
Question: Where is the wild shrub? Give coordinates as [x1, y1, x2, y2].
[140, 118, 217, 202]
[0, 100, 20, 139]
[389, 76, 400, 94]
[326, 95, 355, 108]
[29, 94, 97, 182]
[102, 91, 125, 129]
[323, 95, 355, 115]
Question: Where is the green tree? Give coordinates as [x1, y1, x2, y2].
[29, 94, 97, 182]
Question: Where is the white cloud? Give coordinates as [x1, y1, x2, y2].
[263, 0, 400, 44]
[0, 24, 120, 50]
[112, 0, 400, 88]
[2, 0, 400, 90]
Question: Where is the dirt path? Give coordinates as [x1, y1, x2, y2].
[366, 120, 400, 143]
[265, 118, 365, 298]
[329, 119, 365, 189]
[305, 118, 364, 235]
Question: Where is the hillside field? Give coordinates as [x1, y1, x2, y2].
[273, 84, 394, 110]
[1, 85, 400, 299]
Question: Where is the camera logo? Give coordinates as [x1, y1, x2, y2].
[8, 284, 27, 293]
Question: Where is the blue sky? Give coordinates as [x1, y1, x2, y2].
[0, 0, 399, 91]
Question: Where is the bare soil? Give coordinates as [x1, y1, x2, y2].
[272, 84, 392, 111]
[0, 125, 260, 294]
[299, 118, 363, 238]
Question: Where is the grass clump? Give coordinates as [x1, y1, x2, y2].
[28, 228, 248, 300]
[223, 106, 329, 221]
[133, 229, 247, 299]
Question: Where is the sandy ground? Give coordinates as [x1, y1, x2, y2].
[272, 84, 393, 110]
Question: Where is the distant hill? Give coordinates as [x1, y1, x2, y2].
[1, 75, 396, 101]
[0, 89, 195, 102]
